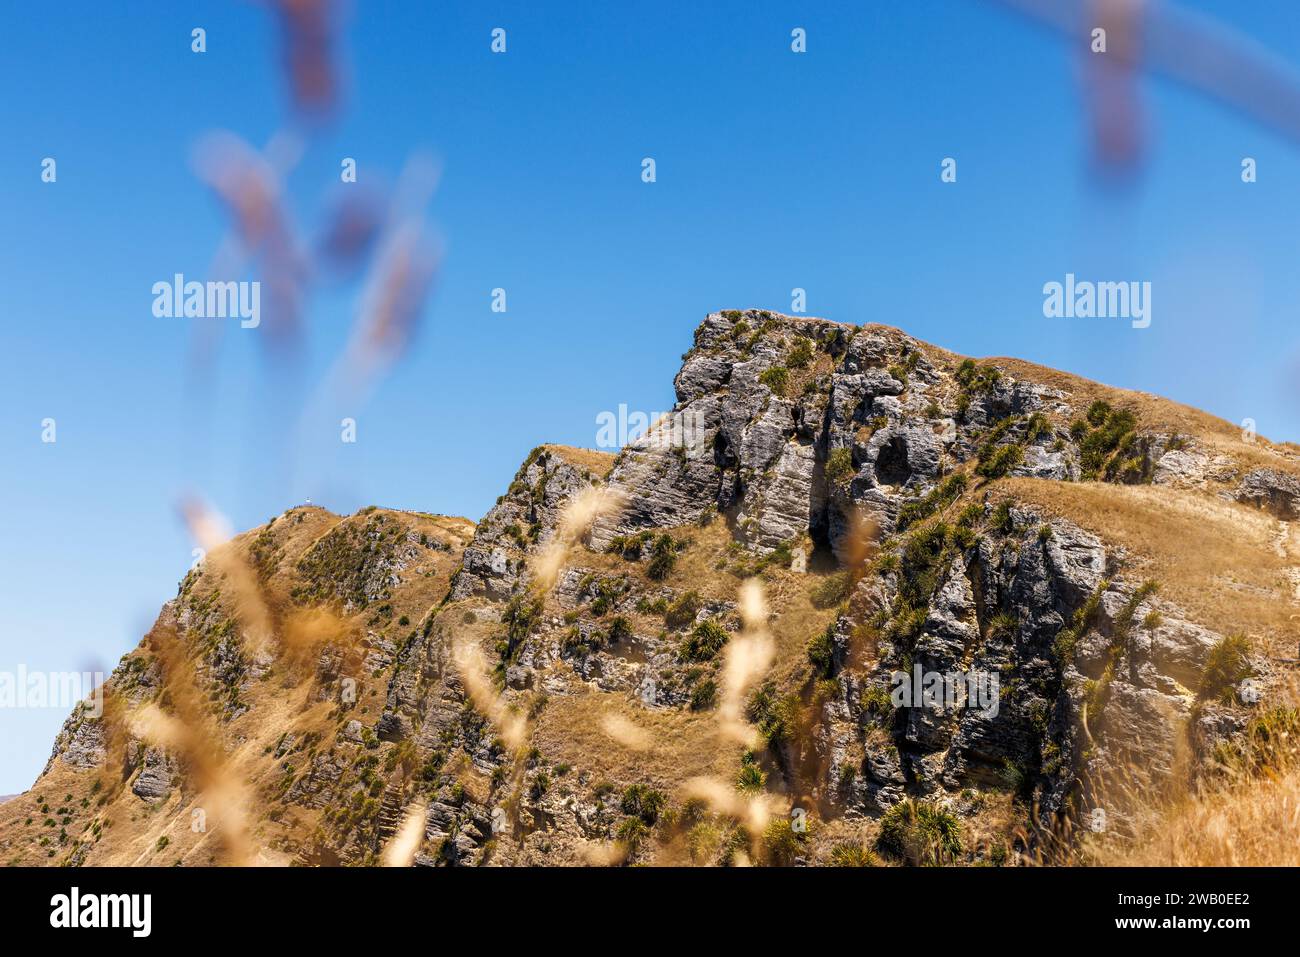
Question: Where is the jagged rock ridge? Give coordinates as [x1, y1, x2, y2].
[3, 310, 1299, 867]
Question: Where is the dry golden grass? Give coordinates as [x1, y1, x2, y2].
[532, 689, 741, 788]
[542, 444, 616, 480]
[1095, 767, 1300, 866]
[646, 520, 741, 604]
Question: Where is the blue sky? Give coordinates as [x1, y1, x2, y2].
[2, 0, 1300, 791]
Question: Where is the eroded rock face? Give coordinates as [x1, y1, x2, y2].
[130, 747, 175, 801]
[44, 634, 166, 777]
[1234, 468, 1300, 519]
[1150, 448, 1225, 488]
[591, 310, 1142, 559]
[46, 707, 107, 772]
[452, 447, 606, 599]
[818, 507, 1227, 834]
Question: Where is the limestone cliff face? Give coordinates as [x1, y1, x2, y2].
[4, 310, 1298, 867]
[594, 311, 1165, 555]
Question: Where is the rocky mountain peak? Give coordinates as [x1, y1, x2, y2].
[5, 310, 1300, 867]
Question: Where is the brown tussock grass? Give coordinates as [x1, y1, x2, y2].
[599, 713, 653, 752]
[541, 444, 617, 480]
[530, 689, 742, 789]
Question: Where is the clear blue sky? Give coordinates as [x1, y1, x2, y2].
[3, 0, 1300, 792]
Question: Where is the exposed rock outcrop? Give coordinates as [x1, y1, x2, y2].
[1234, 467, 1300, 519]
[5, 309, 1291, 869]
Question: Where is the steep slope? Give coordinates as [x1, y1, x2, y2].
[0, 505, 474, 865]
[5, 311, 1300, 867]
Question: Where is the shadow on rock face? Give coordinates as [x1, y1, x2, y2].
[874, 434, 912, 487]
